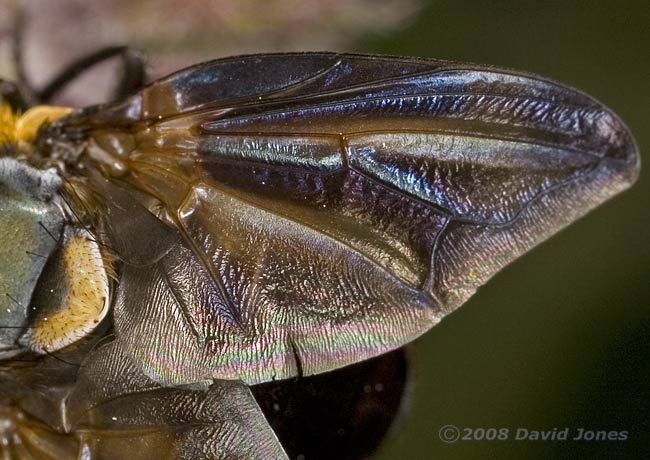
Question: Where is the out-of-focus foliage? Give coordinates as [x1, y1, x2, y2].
[364, 1, 649, 459]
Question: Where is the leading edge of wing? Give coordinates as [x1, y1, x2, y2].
[67, 52, 599, 130]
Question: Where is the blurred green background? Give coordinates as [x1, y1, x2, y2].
[1, 0, 647, 458]
[362, 1, 649, 459]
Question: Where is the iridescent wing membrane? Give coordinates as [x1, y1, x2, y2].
[31, 52, 637, 459]
[66, 53, 638, 385]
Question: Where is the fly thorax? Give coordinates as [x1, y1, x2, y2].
[0, 158, 110, 357]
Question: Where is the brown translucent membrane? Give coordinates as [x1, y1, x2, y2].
[1, 341, 289, 460]
[51, 53, 639, 386]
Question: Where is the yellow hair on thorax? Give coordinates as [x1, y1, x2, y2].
[0, 104, 73, 144]
[0, 104, 19, 144]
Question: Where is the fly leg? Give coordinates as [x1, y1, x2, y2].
[3, 8, 146, 110]
[37, 46, 146, 104]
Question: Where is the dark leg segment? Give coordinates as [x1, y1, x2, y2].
[7, 8, 146, 108]
[37, 46, 146, 103]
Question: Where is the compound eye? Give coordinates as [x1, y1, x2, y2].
[20, 227, 110, 354]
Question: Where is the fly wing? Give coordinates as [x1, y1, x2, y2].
[65, 341, 289, 460]
[75, 53, 450, 124]
[69, 53, 639, 385]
